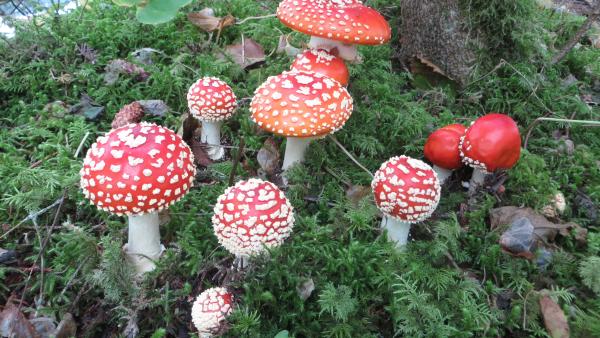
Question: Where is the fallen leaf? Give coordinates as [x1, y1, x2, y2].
[0, 303, 40, 338]
[296, 278, 315, 301]
[69, 94, 105, 121]
[188, 8, 235, 32]
[178, 113, 201, 144]
[0, 248, 17, 264]
[274, 330, 290, 338]
[131, 48, 161, 65]
[136, 99, 169, 117]
[574, 189, 598, 223]
[190, 138, 213, 168]
[499, 217, 537, 259]
[345, 185, 371, 205]
[257, 138, 280, 176]
[30, 317, 55, 338]
[220, 38, 265, 69]
[540, 294, 570, 338]
[53, 313, 76, 338]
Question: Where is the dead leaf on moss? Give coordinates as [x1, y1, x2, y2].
[540, 294, 570, 338]
[190, 138, 213, 168]
[220, 38, 265, 69]
[257, 138, 280, 177]
[0, 303, 40, 338]
[346, 185, 371, 205]
[188, 8, 235, 33]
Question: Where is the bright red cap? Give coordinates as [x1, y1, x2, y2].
[187, 77, 237, 121]
[460, 113, 521, 173]
[80, 123, 196, 216]
[424, 124, 467, 170]
[277, 0, 391, 45]
[250, 70, 353, 138]
[371, 156, 441, 223]
[212, 179, 294, 256]
[191, 287, 233, 334]
[291, 49, 349, 86]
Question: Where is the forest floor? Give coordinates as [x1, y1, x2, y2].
[0, 0, 599, 337]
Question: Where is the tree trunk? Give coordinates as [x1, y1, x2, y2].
[399, 0, 476, 85]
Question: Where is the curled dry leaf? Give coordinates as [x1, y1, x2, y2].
[190, 138, 213, 168]
[257, 137, 281, 177]
[188, 8, 235, 32]
[136, 99, 169, 117]
[346, 185, 371, 206]
[540, 294, 570, 338]
[220, 38, 266, 69]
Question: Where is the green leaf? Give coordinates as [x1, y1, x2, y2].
[112, 0, 144, 7]
[136, 0, 192, 24]
[274, 330, 289, 338]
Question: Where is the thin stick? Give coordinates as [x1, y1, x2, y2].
[328, 135, 373, 178]
[236, 13, 276, 25]
[74, 131, 90, 158]
[536, 117, 600, 125]
[1, 197, 65, 240]
[228, 137, 245, 187]
[551, 2, 600, 65]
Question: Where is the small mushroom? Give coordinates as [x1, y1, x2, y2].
[187, 77, 238, 161]
[459, 113, 521, 191]
[212, 178, 294, 267]
[250, 70, 353, 171]
[277, 0, 391, 61]
[80, 123, 196, 274]
[291, 49, 349, 86]
[191, 287, 234, 337]
[423, 123, 467, 184]
[371, 156, 441, 248]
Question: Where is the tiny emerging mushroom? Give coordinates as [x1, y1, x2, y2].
[459, 113, 521, 192]
[291, 49, 349, 86]
[187, 77, 238, 161]
[277, 0, 391, 62]
[80, 122, 196, 274]
[212, 178, 294, 268]
[191, 287, 234, 337]
[250, 70, 353, 171]
[371, 156, 441, 248]
[423, 123, 467, 184]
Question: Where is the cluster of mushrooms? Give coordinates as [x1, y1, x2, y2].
[78, 0, 522, 335]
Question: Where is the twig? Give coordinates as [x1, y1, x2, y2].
[228, 137, 245, 187]
[551, 2, 600, 65]
[236, 13, 276, 25]
[1, 196, 65, 240]
[524, 116, 600, 149]
[74, 131, 90, 158]
[328, 135, 374, 178]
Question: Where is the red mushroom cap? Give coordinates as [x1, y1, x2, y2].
[291, 49, 349, 86]
[371, 156, 441, 223]
[191, 287, 233, 334]
[212, 179, 294, 257]
[459, 113, 521, 173]
[250, 70, 353, 138]
[277, 0, 391, 45]
[423, 123, 467, 170]
[80, 122, 196, 216]
[187, 77, 238, 122]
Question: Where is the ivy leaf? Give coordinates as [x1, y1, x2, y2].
[136, 0, 192, 25]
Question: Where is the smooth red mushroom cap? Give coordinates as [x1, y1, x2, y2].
[424, 123, 467, 170]
[250, 70, 353, 138]
[191, 287, 233, 334]
[277, 0, 391, 45]
[291, 49, 349, 86]
[80, 123, 196, 216]
[212, 179, 294, 257]
[371, 156, 441, 223]
[460, 113, 521, 173]
[187, 77, 238, 122]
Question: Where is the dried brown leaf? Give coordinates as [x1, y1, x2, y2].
[188, 8, 235, 32]
[53, 313, 76, 338]
[0, 303, 40, 338]
[221, 38, 266, 69]
[257, 138, 280, 176]
[540, 295, 570, 338]
[190, 138, 213, 168]
[346, 185, 371, 205]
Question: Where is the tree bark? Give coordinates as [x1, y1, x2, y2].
[399, 0, 477, 85]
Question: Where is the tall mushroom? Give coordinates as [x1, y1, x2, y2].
[191, 287, 234, 337]
[423, 123, 466, 184]
[277, 0, 391, 61]
[80, 122, 196, 273]
[371, 156, 441, 248]
[291, 49, 349, 86]
[187, 77, 238, 161]
[212, 178, 294, 267]
[250, 70, 353, 171]
[459, 113, 521, 191]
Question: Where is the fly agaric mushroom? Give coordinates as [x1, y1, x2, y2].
[291, 49, 349, 86]
[423, 123, 467, 184]
[371, 156, 441, 248]
[250, 70, 353, 171]
[191, 287, 234, 337]
[212, 178, 294, 267]
[187, 77, 238, 161]
[80, 122, 196, 273]
[277, 0, 391, 62]
[459, 113, 521, 191]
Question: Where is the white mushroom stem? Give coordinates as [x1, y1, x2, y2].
[282, 137, 314, 171]
[124, 212, 164, 274]
[469, 168, 488, 190]
[432, 165, 453, 184]
[381, 215, 411, 249]
[201, 120, 225, 161]
[308, 36, 358, 62]
[234, 255, 250, 269]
